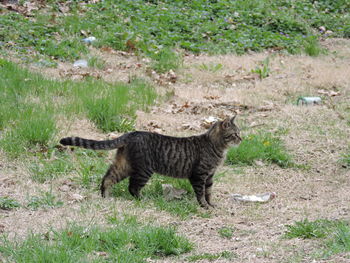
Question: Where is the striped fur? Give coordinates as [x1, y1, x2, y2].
[60, 116, 241, 208]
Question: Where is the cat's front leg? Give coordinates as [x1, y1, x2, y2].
[205, 174, 216, 208]
[189, 176, 210, 209]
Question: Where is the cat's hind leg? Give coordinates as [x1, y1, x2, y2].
[101, 148, 130, 197]
[100, 165, 130, 197]
[128, 169, 152, 198]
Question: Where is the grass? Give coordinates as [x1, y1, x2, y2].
[251, 57, 270, 79]
[285, 219, 350, 258]
[150, 48, 183, 73]
[26, 191, 63, 210]
[0, 60, 157, 158]
[0, 196, 21, 210]
[226, 132, 293, 168]
[1, 0, 349, 65]
[218, 226, 235, 239]
[186, 251, 237, 262]
[197, 62, 223, 73]
[0, 220, 193, 262]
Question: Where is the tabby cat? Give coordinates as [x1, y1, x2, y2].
[60, 116, 241, 208]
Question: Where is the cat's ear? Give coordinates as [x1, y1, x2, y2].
[221, 118, 231, 130]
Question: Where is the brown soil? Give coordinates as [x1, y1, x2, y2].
[1, 38, 350, 262]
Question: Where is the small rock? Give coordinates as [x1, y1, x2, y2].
[319, 26, 326, 33]
[201, 116, 218, 128]
[59, 185, 70, 192]
[82, 36, 96, 44]
[162, 184, 187, 201]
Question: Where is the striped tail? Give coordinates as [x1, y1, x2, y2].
[59, 136, 126, 150]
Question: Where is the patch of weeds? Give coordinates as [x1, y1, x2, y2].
[324, 223, 350, 256]
[0, 197, 21, 210]
[197, 62, 223, 73]
[303, 36, 324, 56]
[218, 226, 234, 239]
[0, 223, 192, 262]
[87, 56, 106, 69]
[284, 219, 331, 239]
[251, 57, 270, 79]
[285, 219, 350, 259]
[226, 132, 293, 168]
[26, 191, 63, 210]
[150, 48, 182, 73]
[187, 251, 236, 262]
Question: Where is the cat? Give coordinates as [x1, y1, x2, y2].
[60, 116, 241, 208]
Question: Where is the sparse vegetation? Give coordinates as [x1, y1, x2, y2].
[285, 219, 350, 258]
[187, 251, 237, 262]
[0, 221, 193, 262]
[218, 226, 235, 239]
[0, 60, 156, 157]
[226, 132, 293, 168]
[0, 197, 21, 210]
[26, 191, 63, 210]
[251, 57, 270, 79]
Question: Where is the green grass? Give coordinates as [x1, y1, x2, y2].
[150, 48, 183, 73]
[251, 57, 271, 79]
[0, 60, 156, 158]
[218, 226, 235, 239]
[186, 251, 237, 262]
[0, 196, 21, 210]
[112, 174, 208, 219]
[1, 0, 349, 64]
[285, 219, 350, 258]
[226, 132, 293, 168]
[285, 219, 332, 239]
[26, 191, 63, 210]
[0, 221, 193, 262]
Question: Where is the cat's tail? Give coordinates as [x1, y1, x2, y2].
[60, 136, 126, 150]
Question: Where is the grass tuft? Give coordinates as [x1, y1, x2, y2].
[226, 132, 293, 168]
[0, 196, 21, 210]
[218, 226, 235, 239]
[150, 48, 183, 73]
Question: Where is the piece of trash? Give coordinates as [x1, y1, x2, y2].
[297, 97, 321, 105]
[232, 192, 276, 203]
[162, 184, 187, 201]
[82, 36, 96, 44]
[73, 59, 88, 68]
[201, 116, 218, 128]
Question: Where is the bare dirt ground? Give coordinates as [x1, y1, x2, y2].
[1, 38, 350, 262]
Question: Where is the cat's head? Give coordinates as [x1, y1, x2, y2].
[208, 115, 241, 147]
